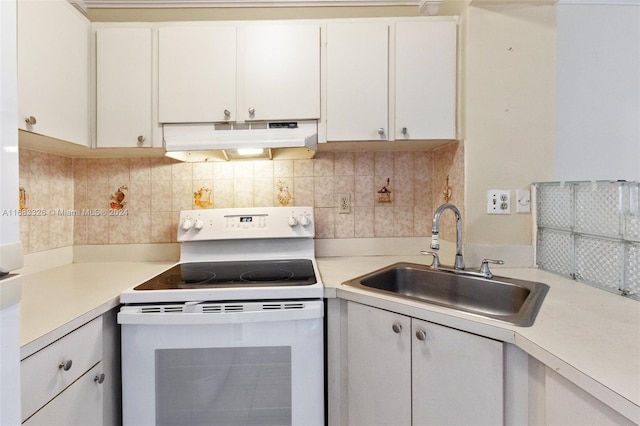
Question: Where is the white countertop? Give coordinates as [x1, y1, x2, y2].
[317, 255, 640, 423]
[19, 261, 174, 358]
[17, 256, 639, 423]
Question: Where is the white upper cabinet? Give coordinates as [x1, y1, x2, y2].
[158, 22, 320, 124]
[326, 22, 389, 141]
[17, 0, 90, 146]
[242, 24, 320, 121]
[395, 21, 457, 140]
[96, 27, 153, 148]
[158, 26, 236, 123]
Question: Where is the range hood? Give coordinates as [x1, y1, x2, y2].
[164, 121, 317, 162]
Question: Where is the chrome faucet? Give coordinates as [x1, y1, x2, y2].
[430, 203, 465, 270]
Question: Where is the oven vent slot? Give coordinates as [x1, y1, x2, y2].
[223, 305, 244, 312]
[202, 305, 222, 313]
[140, 307, 162, 314]
[262, 303, 305, 310]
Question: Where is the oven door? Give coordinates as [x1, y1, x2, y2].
[118, 300, 324, 426]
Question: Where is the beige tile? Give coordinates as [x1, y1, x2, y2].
[131, 212, 152, 244]
[73, 216, 87, 245]
[234, 162, 254, 179]
[393, 205, 413, 237]
[254, 178, 274, 207]
[314, 176, 334, 208]
[213, 162, 234, 180]
[86, 216, 109, 245]
[172, 161, 193, 181]
[274, 160, 294, 178]
[374, 152, 394, 177]
[192, 162, 214, 181]
[29, 216, 50, 252]
[254, 161, 274, 179]
[130, 158, 152, 181]
[393, 174, 414, 206]
[354, 206, 374, 238]
[150, 157, 173, 181]
[87, 159, 109, 186]
[294, 159, 314, 177]
[394, 151, 413, 178]
[354, 152, 374, 175]
[50, 216, 73, 248]
[129, 180, 152, 213]
[151, 212, 172, 243]
[335, 212, 355, 238]
[314, 207, 334, 239]
[19, 149, 31, 179]
[355, 175, 374, 207]
[172, 180, 193, 212]
[234, 178, 254, 208]
[414, 204, 432, 237]
[20, 215, 30, 253]
[213, 179, 235, 209]
[334, 175, 354, 196]
[374, 206, 394, 237]
[108, 215, 131, 244]
[292, 177, 313, 207]
[335, 152, 355, 176]
[151, 180, 172, 213]
[107, 158, 130, 188]
[313, 152, 334, 177]
[28, 150, 49, 178]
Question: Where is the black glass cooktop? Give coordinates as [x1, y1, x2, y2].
[134, 259, 317, 291]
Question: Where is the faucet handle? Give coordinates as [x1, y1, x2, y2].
[420, 251, 441, 268]
[480, 259, 504, 278]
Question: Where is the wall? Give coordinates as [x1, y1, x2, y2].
[461, 2, 556, 247]
[555, 2, 640, 182]
[19, 143, 463, 253]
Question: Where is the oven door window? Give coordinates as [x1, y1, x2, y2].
[155, 346, 292, 426]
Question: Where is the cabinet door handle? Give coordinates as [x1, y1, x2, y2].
[58, 360, 72, 371]
[224, 109, 231, 118]
[25, 116, 37, 125]
[94, 373, 106, 384]
[377, 128, 385, 136]
[401, 127, 408, 135]
[392, 322, 402, 334]
[415, 329, 427, 341]
[137, 135, 145, 144]
[248, 107, 255, 115]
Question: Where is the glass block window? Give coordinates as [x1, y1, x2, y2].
[535, 181, 639, 300]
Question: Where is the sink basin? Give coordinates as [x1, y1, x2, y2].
[343, 262, 549, 326]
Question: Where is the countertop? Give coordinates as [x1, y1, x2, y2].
[18, 256, 639, 423]
[19, 261, 174, 358]
[317, 255, 640, 423]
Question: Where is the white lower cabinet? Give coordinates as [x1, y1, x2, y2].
[347, 302, 503, 425]
[21, 316, 106, 425]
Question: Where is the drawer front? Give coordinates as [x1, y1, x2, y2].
[23, 362, 104, 426]
[21, 317, 102, 422]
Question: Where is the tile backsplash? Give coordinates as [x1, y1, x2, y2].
[535, 181, 640, 300]
[18, 142, 464, 253]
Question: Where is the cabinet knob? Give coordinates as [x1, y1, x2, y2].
[248, 107, 255, 116]
[415, 329, 427, 341]
[392, 323, 402, 334]
[58, 360, 72, 371]
[94, 373, 106, 384]
[377, 128, 385, 136]
[401, 127, 408, 135]
[224, 109, 231, 118]
[137, 135, 145, 144]
[25, 116, 37, 125]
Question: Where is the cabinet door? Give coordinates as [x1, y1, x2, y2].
[411, 319, 504, 425]
[17, 0, 89, 146]
[395, 21, 457, 140]
[242, 23, 320, 121]
[96, 27, 152, 148]
[23, 362, 104, 426]
[158, 26, 236, 123]
[327, 22, 389, 141]
[347, 302, 411, 425]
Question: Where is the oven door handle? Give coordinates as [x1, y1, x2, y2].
[118, 301, 324, 325]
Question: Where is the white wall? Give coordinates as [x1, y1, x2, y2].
[555, 2, 640, 182]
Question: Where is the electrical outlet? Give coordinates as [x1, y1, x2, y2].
[338, 193, 351, 214]
[487, 190, 511, 214]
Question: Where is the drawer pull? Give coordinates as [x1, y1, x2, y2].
[94, 373, 106, 384]
[58, 360, 72, 371]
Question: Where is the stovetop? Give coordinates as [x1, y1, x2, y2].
[134, 259, 317, 291]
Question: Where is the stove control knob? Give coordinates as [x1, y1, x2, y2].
[299, 215, 310, 227]
[181, 219, 193, 231]
[194, 219, 204, 231]
[288, 216, 298, 227]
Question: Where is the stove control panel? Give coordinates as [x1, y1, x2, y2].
[178, 207, 315, 241]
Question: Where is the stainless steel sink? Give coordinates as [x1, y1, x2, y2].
[342, 262, 549, 326]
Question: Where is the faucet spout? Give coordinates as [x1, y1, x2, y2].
[431, 203, 465, 270]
